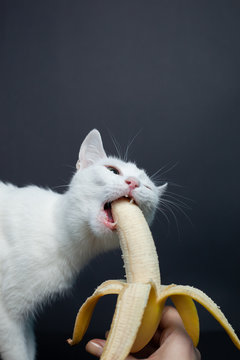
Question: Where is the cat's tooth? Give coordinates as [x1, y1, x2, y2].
[130, 198, 134, 204]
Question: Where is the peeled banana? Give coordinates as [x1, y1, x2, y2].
[68, 198, 240, 359]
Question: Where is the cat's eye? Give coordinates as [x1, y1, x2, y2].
[105, 166, 120, 175]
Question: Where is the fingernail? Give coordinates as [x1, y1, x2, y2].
[86, 340, 105, 357]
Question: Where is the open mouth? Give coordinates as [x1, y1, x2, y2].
[102, 195, 135, 230]
[104, 202, 115, 223]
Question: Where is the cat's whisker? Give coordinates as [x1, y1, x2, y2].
[150, 163, 170, 181]
[123, 129, 142, 162]
[166, 191, 194, 203]
[166, 182, 184, 188]
[163, 194, 192, 210]
[156, 205, 171, 227]
[150, 162, 179, 182]
[160, 201, 181, 239]
[158, 162, 179, 178]
[153, 178, 184, 189]
[162, 198, 190, 214]
[161, 198, 193, 227]
[62, 164, 76, 170]
[112, 137, 123, 160]
[107, 129, 123, 159]
[52, 184, 71, 190]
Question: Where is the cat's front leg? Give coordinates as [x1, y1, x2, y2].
[0, 308, 35, 360]
[24, 320, 36, 360]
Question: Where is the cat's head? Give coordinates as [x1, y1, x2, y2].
[70, 129, 166, 241]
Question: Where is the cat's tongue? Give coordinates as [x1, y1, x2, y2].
[103, 202, 116, 229]
[104, 202, 114, 222]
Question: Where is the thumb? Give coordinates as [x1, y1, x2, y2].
[86, 339, 137, 360]
[149, 307, 201, 360]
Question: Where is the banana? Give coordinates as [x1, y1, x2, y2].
[68, 198, 240, 359]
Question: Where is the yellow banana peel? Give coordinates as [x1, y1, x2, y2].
[68, 198, 240, 359]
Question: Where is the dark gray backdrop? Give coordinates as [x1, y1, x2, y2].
[1, 0, 240, 354]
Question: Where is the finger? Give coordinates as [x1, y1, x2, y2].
[86, 339, 106, 357]
[131, 342, 158, 359]
[141, 306, 182, 349]
[133, 307, 182, 355]
[131, 308, 186, 359]
[139, 307, 171, 349]
[160, 306, 186, 332]
[195, 348, 201, 359]
[86, 339, 137, 360]
[148, 306, 201, 359]
[148, 307, 201, 360]
[149, 328, 201, 360]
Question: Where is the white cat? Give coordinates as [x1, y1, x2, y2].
[0, 129, 166, 360]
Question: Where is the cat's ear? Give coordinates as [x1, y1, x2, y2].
[76, 129, 107, 170]
[158, 182, 168, 196]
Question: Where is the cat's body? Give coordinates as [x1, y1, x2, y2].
[0, 130, 166, 360]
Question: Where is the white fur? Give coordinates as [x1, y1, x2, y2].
[0, 129, 166, 360]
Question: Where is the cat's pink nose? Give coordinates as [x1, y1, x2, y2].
[125, 177, 140, 189]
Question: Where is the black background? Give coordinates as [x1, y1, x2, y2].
[1, 1, 240, 359]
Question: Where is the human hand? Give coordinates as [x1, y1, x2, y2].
[86, 306, 201, 359]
